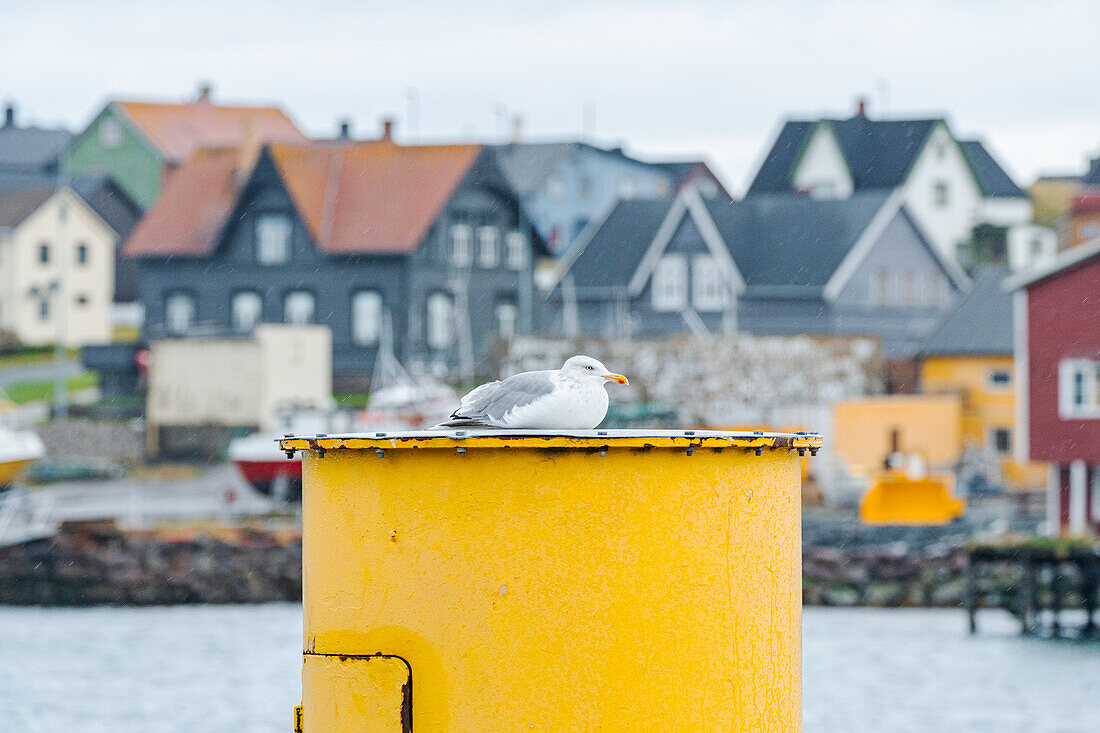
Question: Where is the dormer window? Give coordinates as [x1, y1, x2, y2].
[256, 214, 292, 265]
[478, 226, 499, 268]
[450, 224, 472, 267]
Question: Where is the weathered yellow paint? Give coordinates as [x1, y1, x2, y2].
[833, 396, 962, 476]
[287, 430, 817, 731]
[859, 471, 966, 525]
[920, 356, 1047, 490]
[302, 654, 409, 732]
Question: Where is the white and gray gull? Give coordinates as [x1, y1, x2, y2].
[439, 355, 629, 429]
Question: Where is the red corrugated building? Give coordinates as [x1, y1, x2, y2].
[1008, 240, 1100, 534]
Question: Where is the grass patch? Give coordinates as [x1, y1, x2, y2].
[333, 392, 371, 409]
[5, 370, 99, 404]
[0, 347, 79, 370]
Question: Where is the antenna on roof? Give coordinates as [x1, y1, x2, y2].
[196, 82, 213, 103]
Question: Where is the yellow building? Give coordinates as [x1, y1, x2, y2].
[918, 266, 1045, 489]
[833, 395, 962, 476]
[1029, 175, 1079, 228]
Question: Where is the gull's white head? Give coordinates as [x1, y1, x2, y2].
[560, 355, 629, 386]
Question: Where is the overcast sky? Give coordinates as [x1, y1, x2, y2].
[4, 0, 1098, 193]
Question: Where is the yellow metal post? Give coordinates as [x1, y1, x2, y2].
[283, 430, 820, 732]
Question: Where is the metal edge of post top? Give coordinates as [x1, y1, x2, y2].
[276, 429, 824, 457]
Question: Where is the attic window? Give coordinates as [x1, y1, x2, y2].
[505, 231, 527, 270]
[450, 225, 472, 267]
[256, 214, 292, 265]
[651, 254, 687, 312]
[478, 226, 499, 268]
[692, 255, 729, 312]
[933, 181, 949, 207]
[99, 117, 121, 148]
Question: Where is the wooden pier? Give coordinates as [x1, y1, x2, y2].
[966, 538, 1099, 637]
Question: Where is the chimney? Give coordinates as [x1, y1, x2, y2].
[511, 114, 523, 144]
[338, 118, 352, 140]
[380, 116, 395, 142]
[3, 102, 13, 128]
[855, 96, 868, 118]
[196, 82, 213, 103]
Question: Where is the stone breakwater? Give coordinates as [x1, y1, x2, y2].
[0, 522, 301, 605]
[0, 519, 1032, 608]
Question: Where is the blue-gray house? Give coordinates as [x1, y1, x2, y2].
[540, 187, 970, 357]
[493, 141, 728, 254]
[124, 140, 542, 381]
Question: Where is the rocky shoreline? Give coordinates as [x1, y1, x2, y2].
[0, 517, 1039, 609]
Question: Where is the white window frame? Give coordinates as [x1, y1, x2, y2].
[477, 226, 499, 268]
[869, 269, 888, 306]
[99, 117, 122, 148]
[495, 301, 519, 338]
[283, 290, 315, 325]
[691, 255, 729, 312]
[352, 290, 383, 345]
[651, 254, 687, 312]
[165, 292, 195, 334]
[426, 292, 454, 349]
[504, 231, 527, 271]
[256, 214, 292, 265]
[450, 224, 472, 268]
[231, 291, 263, 333]
[1059, 359, 1100, 419]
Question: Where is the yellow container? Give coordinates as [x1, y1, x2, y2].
[281, 429, 821, 732]
[859, 471, 966, 526]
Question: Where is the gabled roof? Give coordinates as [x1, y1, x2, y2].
[920, 265, 1013, 356]
[649, 160, 731, 197]
[125, 141, 485, 258]
[123, 148, 243, 257]
[113, 99, 306, 163]
[707, 193, 891, 294]
[269, 141, 482, 254]
[0, 187, 54, 229]
[493, 142, 579, 195]
[747, 116, 943, 194]
[70, 175, 143, 238]
[1004, 237, 1100, 291]
[959, 141, 1027, 198]
[554, 190, 905, 298]
[0, 123, 71, 171]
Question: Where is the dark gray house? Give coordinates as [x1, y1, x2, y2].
[124, 140, 542, 380]
[0, 102, 71, 191]
[540, 186, 970, 356]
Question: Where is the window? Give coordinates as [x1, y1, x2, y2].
[1030, 238, 1044, 258]
[1080, 222, 1100, 241]
[426, 292, 454, 349]
[256, 214, 292, 265]
[692, 255, 729, 312]
[578, 176, 593, 199]
[283, 291, 315, 325]
[987, 369, 1012, 389]
[495, 300, 518, 337]
[38, 298, 49, 321]
[165, 293, 195, 333]
[478, 226, 499, 268]
[450, 224, 472, 267]
[75, 294, 89, 307]
[75, 243, 88, 265]
[935, 141, 947, 159]
[991, 428, 1012, 455]
[38, 243, 49, 265]
[1059, 359, 1100, 419]
[870, 269, 889, 306]
[547, 175, 565, 200]
[99, 117, 121, 148]
[352, 290, 383, 345]
[900, 270, 917, 306]
[505, 231, 527, 270]
[651, 254, 687, 311]
[231, 291, 263, 333]
[933, 181, 949, 207]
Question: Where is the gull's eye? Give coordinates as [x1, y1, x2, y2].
[585, 365, 593, 370]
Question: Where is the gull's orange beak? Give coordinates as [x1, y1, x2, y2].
[604, 373, 629, 385]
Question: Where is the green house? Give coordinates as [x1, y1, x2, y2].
[65, 86, 306, 208]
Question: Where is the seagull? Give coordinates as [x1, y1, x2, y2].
[439, 355, 629, 429]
